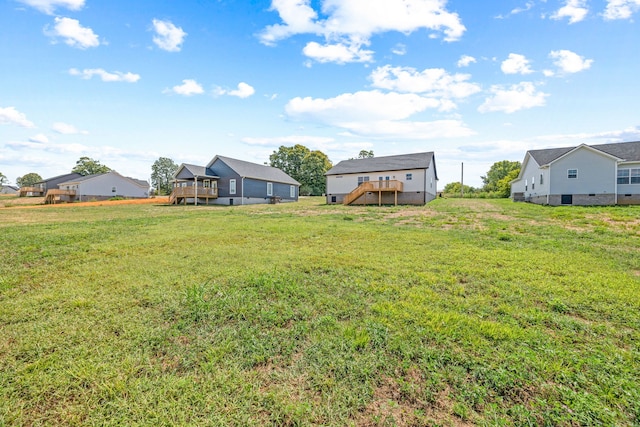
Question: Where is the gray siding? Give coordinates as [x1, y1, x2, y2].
[211, 159, 241, 198]
[549, 148, 616, 195]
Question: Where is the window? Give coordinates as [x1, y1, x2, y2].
[112, 186, 116, 193]
[230, 179, 236, 194]
[267, 182, 273, 196]
[632, 169, 640, 184]
[203, 180, 210, 188]
[525, 179, 528, 191]
[531, 176, 535, 190]
[406, 173, 413, 181]
[618, 169, 630, 184]
[290, 185, 296, 198]
[568, 169, 578, 179]
[540, 174, 544, 185]
[357, 176, 370, 185]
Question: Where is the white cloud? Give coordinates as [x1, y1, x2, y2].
[69, 68, 140, 83]
[370, 65, 481, 102]
[457, 55, 476, 67]
[52, 122, 88, 134]
[45, 17, 100, 49]
[228, 82, 255, 98]
[0, 106, 35, 128]
[259, 0, 466, 63]
[549, 49, 593, 73]
[29, 134, 49, 143]
[495, 2, 534, 19]
[286, 90, 442, 123]
[17, 0, 84, 15]
[242, 135, 336, 147]
[603, 0, 640, 19]
[214, 82, 256, 98]
[152, 19, 187, 52]
[302, 41, 374, 63]
[551, 0, 589, 23]
[392, 43, 407, 56]
[501, 53, 534, 75]
[478, 82, 548, 114]
[165, 79, 204, 96]
[285, 90, 474, 139]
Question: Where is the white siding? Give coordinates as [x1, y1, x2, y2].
[327, 168, 429, 194]
[549, 147, 616, 195]
[74, 172, 149, 199]
[617, 162, 640, 195]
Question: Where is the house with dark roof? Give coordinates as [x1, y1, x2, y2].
[511, 141, 640, 205]
[51, 171, 150, 203]
[19, 172, 83, 197]
[1, 185, 19, 195]
[325, 152, 438, 205]
[171, 155, 300, 205]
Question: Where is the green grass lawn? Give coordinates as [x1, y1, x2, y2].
[1, 198, 639, 426]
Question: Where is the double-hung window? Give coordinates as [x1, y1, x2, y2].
[567, 169, 578, 179]
[290, 185, 296, 198]
[230, 179, 236, 194]
[406, 173, 413, 181]
[618, 169, 630, 184]
[267, 182, 273, 196]
[631, 169, 640, 184]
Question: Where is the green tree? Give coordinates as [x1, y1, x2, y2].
[300, 150, 332, 195]
[442, 182, 477, 195]
[151, 157, 178, 195]
[0, 171, 7, 185]
[269, 145, 332, 196]
[357, 150, 374, 159]
[72, 157, 111, 176]
[496, 169, 521, 198]
[481, 160, 521, 193]
[16, 172, 43, 187]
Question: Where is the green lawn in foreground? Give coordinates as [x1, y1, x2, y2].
[1, 198, 639, 426]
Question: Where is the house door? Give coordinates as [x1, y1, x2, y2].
[385, 176, 390, 187]
[561, 194, 573, 205]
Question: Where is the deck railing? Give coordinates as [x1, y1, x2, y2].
[343, 180, 404, 205]
[18, 186, 45, 197]
[169, 186, 218, 204]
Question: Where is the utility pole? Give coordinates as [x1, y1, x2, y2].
[461, 162, 464, 198]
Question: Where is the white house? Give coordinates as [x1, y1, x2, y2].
[511, 141, 640, 205]
[325, 152, 438, 205]
[54, 171, 150, 202]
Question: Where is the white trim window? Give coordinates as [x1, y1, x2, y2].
[568, 169, 578, 179]
[540, 173, 544, 185]
[267, 182, 273, 196]
[618, 168, 640, 184]
[290, 185, 295, 198]
[357, 176, 370, 185]
[532, 176, 535, 190]
[406, 173, 413, 181]
[229, 179, 236, 195]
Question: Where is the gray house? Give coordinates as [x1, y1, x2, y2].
[511, 140, 640, 205]
[19, 172, 83, 197]
[171, 155, 300, 205]
[1, 185, 19, 195]
[325, 152, 438, 205]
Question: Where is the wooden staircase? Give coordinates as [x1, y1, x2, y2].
[44, 189, 76, 204]
[343, 180, 404, 206]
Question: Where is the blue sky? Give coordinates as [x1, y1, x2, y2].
[1, 0, 639, 187]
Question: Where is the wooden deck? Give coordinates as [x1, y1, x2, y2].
[169, 187, 218, 205]
[343, 180, 404, 206]
[18, 186, 45, 197]
[44, 189, 76, 204]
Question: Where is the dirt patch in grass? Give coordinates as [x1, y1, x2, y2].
[1, 196, 169, 209]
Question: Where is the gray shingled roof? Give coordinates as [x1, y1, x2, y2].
[181, 164, 219, 178]
[213, 156, 300, 185]
[326, 152, 436, 178]
[34, 172, 83, 185]
[529, 141, 640, 165]
[58, 171, 149, 188]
